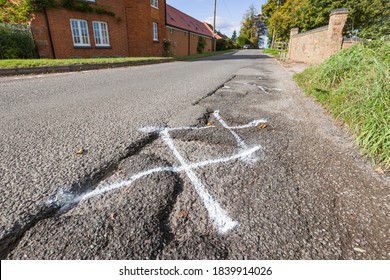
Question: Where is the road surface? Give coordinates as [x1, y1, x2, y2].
[0, 50, 388, 259]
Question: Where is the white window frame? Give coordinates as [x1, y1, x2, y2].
[93, 21, 110, 47]
[152, 22, 159, 41]
[151, 0, 158, 9]
[70, 19, 91, 47]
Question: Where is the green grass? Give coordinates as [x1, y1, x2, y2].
[262, 48, 281, 58]
[0, 57, 172, 68]
[294, 41, 390, 168]
[0, 50, 236, 68]
[175, 50, 236, 60]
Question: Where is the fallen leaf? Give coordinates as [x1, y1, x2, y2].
[375, 167, 384, 174]
[109, 213, 117, 221]
[207, 122, 213, 126]
[75, 148, 84, 155]
[349, 214, 357, 220]
[258, 124, 267, 129]
[353, 247, 366, 253]
[178, 209, 189, 219]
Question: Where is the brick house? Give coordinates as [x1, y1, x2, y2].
[165, 5, 214, 56]
[30, 0, 214, 59]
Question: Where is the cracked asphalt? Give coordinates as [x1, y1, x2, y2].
[1, 50, 389, 260]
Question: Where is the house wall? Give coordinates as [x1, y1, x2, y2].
[287, 8, 348, 64]
[166, 27, 213, 56]
[30, 0, 166, 59]
[126, 0, 166, 57]
[166, 27, 189, 56]
[190, 34, 213, 54]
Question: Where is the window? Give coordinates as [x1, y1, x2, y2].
[93, 21, 110, 47]
[153, 22, 158, 41]
[70, 19, 90, 47]
[150, 0, 158, 8]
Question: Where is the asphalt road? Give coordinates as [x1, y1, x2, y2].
[0, 50, 389, 259]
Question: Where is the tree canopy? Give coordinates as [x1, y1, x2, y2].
[0, 0, 33, 24]
[240, 4, 259, 47]
[239, 4, 268, 48]
[262, 0, 390, 41]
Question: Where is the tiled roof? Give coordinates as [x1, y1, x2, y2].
[166, 5, 213, 38]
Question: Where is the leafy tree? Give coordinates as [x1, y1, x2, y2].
[240, 4, 260, 47]
[0, 0, 33, 24]
[231, 30, 237, 42]
[301, 0, 390, 39]
[268, 0, 308, 42]
[262, 0, 390, 41]
[237, 34, 251, 48]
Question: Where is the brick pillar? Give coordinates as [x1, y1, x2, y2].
[290, 27, 299, 37]
[327, 8, 349, 55]
[287, 28, 299, 60]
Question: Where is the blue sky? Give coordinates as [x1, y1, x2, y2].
[166, 0, 268, 38]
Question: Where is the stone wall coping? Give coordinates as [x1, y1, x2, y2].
[330, 8, 349, 16]
[291, 25, 329, 38]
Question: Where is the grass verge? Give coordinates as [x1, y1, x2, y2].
[294, 41, 390, 168]
[0, 50, 236, 68]
[0, 57, 172, 68]
[262, 48, 281, 58]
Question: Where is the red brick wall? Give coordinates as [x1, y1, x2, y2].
[126, 0, 166, 57]
[190, 34, 213, 54]
[166, 27, 189, 56]
[30, 0, 167, 59]
[166, 27, 213, 56]
[30, 12, 53, 58]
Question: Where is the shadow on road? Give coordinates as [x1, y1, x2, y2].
[182, 51, 270, 62]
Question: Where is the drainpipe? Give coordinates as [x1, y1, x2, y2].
[188, 31, 190, 55]
[43, 7, 56, 59]
[213, 0, 217, 51]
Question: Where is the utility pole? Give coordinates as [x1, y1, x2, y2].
[213, 0, 217, 51]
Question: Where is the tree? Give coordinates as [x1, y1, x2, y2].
[237, 34, 251, 48]
[268, 0, 308, 42]
[231, 30, 237, 42]
[240, 4, 260, 47]
[301, 0, 390, 39]
[262, 0, 390, 41]
[0, 0, 33, 24]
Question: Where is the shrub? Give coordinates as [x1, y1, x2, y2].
[0, 24, 37, 59]
[197, 36, 206, 54]
[163, 38, 175, 57]
[216, 39, 228, 51]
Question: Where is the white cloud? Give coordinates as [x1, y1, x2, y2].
[204, 16, 239, 38]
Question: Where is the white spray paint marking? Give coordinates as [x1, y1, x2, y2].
[213, 111, 248, 150]
[51, 111, 267, 235]
[160, 129, 239, 234]
[257, 85, 267, 93]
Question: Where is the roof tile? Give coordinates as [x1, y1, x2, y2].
[166, 5, 213, 38]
